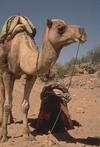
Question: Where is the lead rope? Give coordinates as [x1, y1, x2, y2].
[36, 46, 39, 74]
[67, 43, 80, 90]
[49, 43, 81, 135]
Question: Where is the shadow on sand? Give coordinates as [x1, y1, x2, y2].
[28, 118, 100, 146]
[53, 132, 100, 146]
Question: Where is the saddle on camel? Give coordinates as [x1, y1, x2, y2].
[0, 15, 36, 43]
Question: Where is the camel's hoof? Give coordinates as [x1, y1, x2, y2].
[8, 118, 15, 125]
[0, 134, 8, 142]
[0, 136, 8, 142]
[23, 134, 36, 141]
[0, 127, 8, 142]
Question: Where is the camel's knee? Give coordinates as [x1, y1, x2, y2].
[22, 100, 29, 113]
[4, 104, 11, 113]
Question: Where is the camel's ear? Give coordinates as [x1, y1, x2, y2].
[46, 19, 52, 28]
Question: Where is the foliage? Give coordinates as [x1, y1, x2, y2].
[87, 46, 100, 64]
[78, 46, 100, 64]
[55, 46, 100, 78]
[54, 64, 67, 78]
[54, 58, 78, 78]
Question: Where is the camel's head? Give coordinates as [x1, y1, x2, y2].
[46, 19, 87, 49]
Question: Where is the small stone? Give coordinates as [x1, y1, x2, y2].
[47, 139, 57, 146]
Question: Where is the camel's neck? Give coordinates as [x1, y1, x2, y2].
[38, 38, 61, 74]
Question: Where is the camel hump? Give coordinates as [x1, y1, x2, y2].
[0, 15, 36, 43]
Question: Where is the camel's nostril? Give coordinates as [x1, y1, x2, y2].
[79, 27, 85, 35]
[79, 27, 87, 43]
[81, 32, 87, 43]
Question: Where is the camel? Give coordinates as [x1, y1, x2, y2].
[0, 18, 86, 142]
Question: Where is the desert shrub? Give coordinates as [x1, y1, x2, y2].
[55, 58, 78, 78]
[79, 46, 100, 65]
[55, 64, 67, 78]
[88, 46, 100, 64]
[63, 59, 78, 75]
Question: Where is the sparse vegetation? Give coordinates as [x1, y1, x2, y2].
[87, 46, 100, 64]
[54, 46, 100, 78]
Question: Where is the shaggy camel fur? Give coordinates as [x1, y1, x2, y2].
[0, 18, 86, 142]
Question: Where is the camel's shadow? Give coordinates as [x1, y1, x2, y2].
[28, 118, 100, 146]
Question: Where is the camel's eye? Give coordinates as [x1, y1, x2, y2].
[58, 26, 66, 34]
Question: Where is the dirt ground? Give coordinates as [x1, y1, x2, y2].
[0, 74, 100, 147]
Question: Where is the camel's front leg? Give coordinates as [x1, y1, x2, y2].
[0, 72, 14, 142]
[0, 76, 14, 126]
[22, 75, 36, 141]
[0, 76, 5, 125]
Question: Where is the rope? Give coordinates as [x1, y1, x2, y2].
[50, 108, 61, 134]
[35, 47, 39, 74]
[67, 43, 80, 90]
[49, 43, 81, 133]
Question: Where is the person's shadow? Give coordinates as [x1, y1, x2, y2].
[28, 118, 100, 146]
[53, 132, 100, 146]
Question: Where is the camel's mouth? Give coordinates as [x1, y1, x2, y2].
[64, 30, 87, 46]
[75, 37, 87, 44]
[77, 29, 87, 44]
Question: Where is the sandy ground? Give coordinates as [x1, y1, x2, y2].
[0, 74, 100, 147]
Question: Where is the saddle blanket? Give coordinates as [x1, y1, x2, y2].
[0, 15, 36, 43]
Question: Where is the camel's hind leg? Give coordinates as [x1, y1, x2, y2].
[22, 75, 36, 141]
[0, 76, 5, 125]
[0, 72, 14, 142]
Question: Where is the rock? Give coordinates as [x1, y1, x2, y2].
[76, 63, 96, 74]
[95, 71, 100, 78]
[48, 140, 57, 146]
[76, 142, 83, 147]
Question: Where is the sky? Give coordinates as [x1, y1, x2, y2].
[0, 0, 100, 64]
